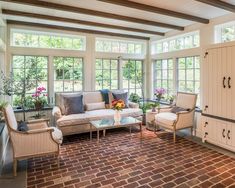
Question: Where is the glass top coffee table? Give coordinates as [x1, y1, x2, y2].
[90, 116, 142, 142]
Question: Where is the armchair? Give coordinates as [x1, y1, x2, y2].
[3, 104, 63, 176]
[155, 92, 197, 143]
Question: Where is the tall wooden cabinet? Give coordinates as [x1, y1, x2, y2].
[202, 42, 235, 152]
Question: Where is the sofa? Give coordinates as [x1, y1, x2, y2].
[52, 91, 142, 136]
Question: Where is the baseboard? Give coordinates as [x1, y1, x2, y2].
[195, 129, 202, 139]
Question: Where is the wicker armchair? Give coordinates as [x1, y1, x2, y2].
[3, 104, 63, 176]
[155, 92, 197, 143]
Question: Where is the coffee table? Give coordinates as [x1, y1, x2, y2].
[90, 116, 142, 142]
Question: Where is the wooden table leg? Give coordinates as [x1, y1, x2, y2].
[103, 129, 106, 137]
[97, 130, 99, 142]
[140, 123, 142, 138]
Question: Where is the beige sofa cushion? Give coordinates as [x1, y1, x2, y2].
[85, 102, 105, 111]
[57, 108, 142, 127]
[83, 91, 103, 105]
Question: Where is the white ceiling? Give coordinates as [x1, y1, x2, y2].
[0, 0, 234, 39]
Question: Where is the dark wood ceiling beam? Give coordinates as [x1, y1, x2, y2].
[0, 0, 184, 30]
[2, 9, 165, 36]
[195, 0, 235, 13]
[98, 0, 209, 24]
[7, 20, 150, 40]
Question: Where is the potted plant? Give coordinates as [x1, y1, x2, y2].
[154, 88, 166, 102]
[129, 93, 141, 104]
[0, 101, 8, 123]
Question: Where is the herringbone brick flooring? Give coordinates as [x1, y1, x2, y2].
[27, 128, 235, 188]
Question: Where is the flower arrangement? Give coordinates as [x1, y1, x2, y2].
[155, 88, 166, 101]
[112, 99, 125, 111]
[32, 86, 48, 110]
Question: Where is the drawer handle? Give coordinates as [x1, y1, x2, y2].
[222, 129, 226, 138]
[204, 132, 208, 138]
[228, 77, 231, 89]
[204, 122, 208, 127]
[204, 105, 208, 111]
[223, 77, 226, 88]
[227, 130, 231, 140]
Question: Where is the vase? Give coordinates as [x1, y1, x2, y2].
[114, 110, 121, 123]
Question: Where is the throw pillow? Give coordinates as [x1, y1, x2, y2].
[63, 95, 84, 115]
[85, 102, 106, 111]
[171, 106, 189, 114]
[56, 92, 82, 115]
[112, 92, 128, 108]
[17, 121, 29, 132]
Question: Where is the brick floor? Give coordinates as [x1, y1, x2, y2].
[27, 128, 235, 188]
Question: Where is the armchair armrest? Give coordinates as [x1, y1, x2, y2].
[128, 101, 139, 108]
[10, 129, 59, 158]
[27, 127, 54, 134]
[175, 110, 195, 129]
[52, 106, 62, 121]
[27, 119, 49, 130]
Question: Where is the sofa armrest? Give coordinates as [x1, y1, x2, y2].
[52, 106, 62, 121]
[175, 110, 195, 129]
[128, 101, 139, 108]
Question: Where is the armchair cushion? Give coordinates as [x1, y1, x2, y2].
[155, 112, 177, 126]
[17, 121, 29, 132]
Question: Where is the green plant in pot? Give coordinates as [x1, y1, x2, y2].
[129, 93, 141, 104]
[139, 102, 152, 124]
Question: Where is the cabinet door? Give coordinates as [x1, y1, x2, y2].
[203, 117, 217, 142]
[202, 51, 209, 114]
[226, 46, 233, 119]
[226, 123, 235, 147]
[220, 47, 228, 118]
[207, 49, 217, 115]
[217, 120, 227, 145]
[228, 46, 235, 120]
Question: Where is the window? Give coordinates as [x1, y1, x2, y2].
[12, 55, 48, 106]
[215, 21, 235, 43]
[152, 31, 200, 54]
[11, 29, 86, 50]
[96, 38, 144, 54]
[54, 57, 83, 92]
[177, 56, 200, 104]
[122, 60, 143, 96]
[153, 59, 174, 96]
[95, 59, 118, 90]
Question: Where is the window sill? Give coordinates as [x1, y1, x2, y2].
[14, 106, 53, 113]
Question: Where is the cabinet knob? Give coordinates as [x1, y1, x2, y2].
[227, 130, 231, 140]
[204, 105, 208, 111]
[204, 122, 208, 127]
[204, 132, 208, 138]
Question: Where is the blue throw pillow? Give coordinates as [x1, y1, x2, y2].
[63, 95, 84, 115]
[112, 92, 129, 108]
[17, 121, 29, 132]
